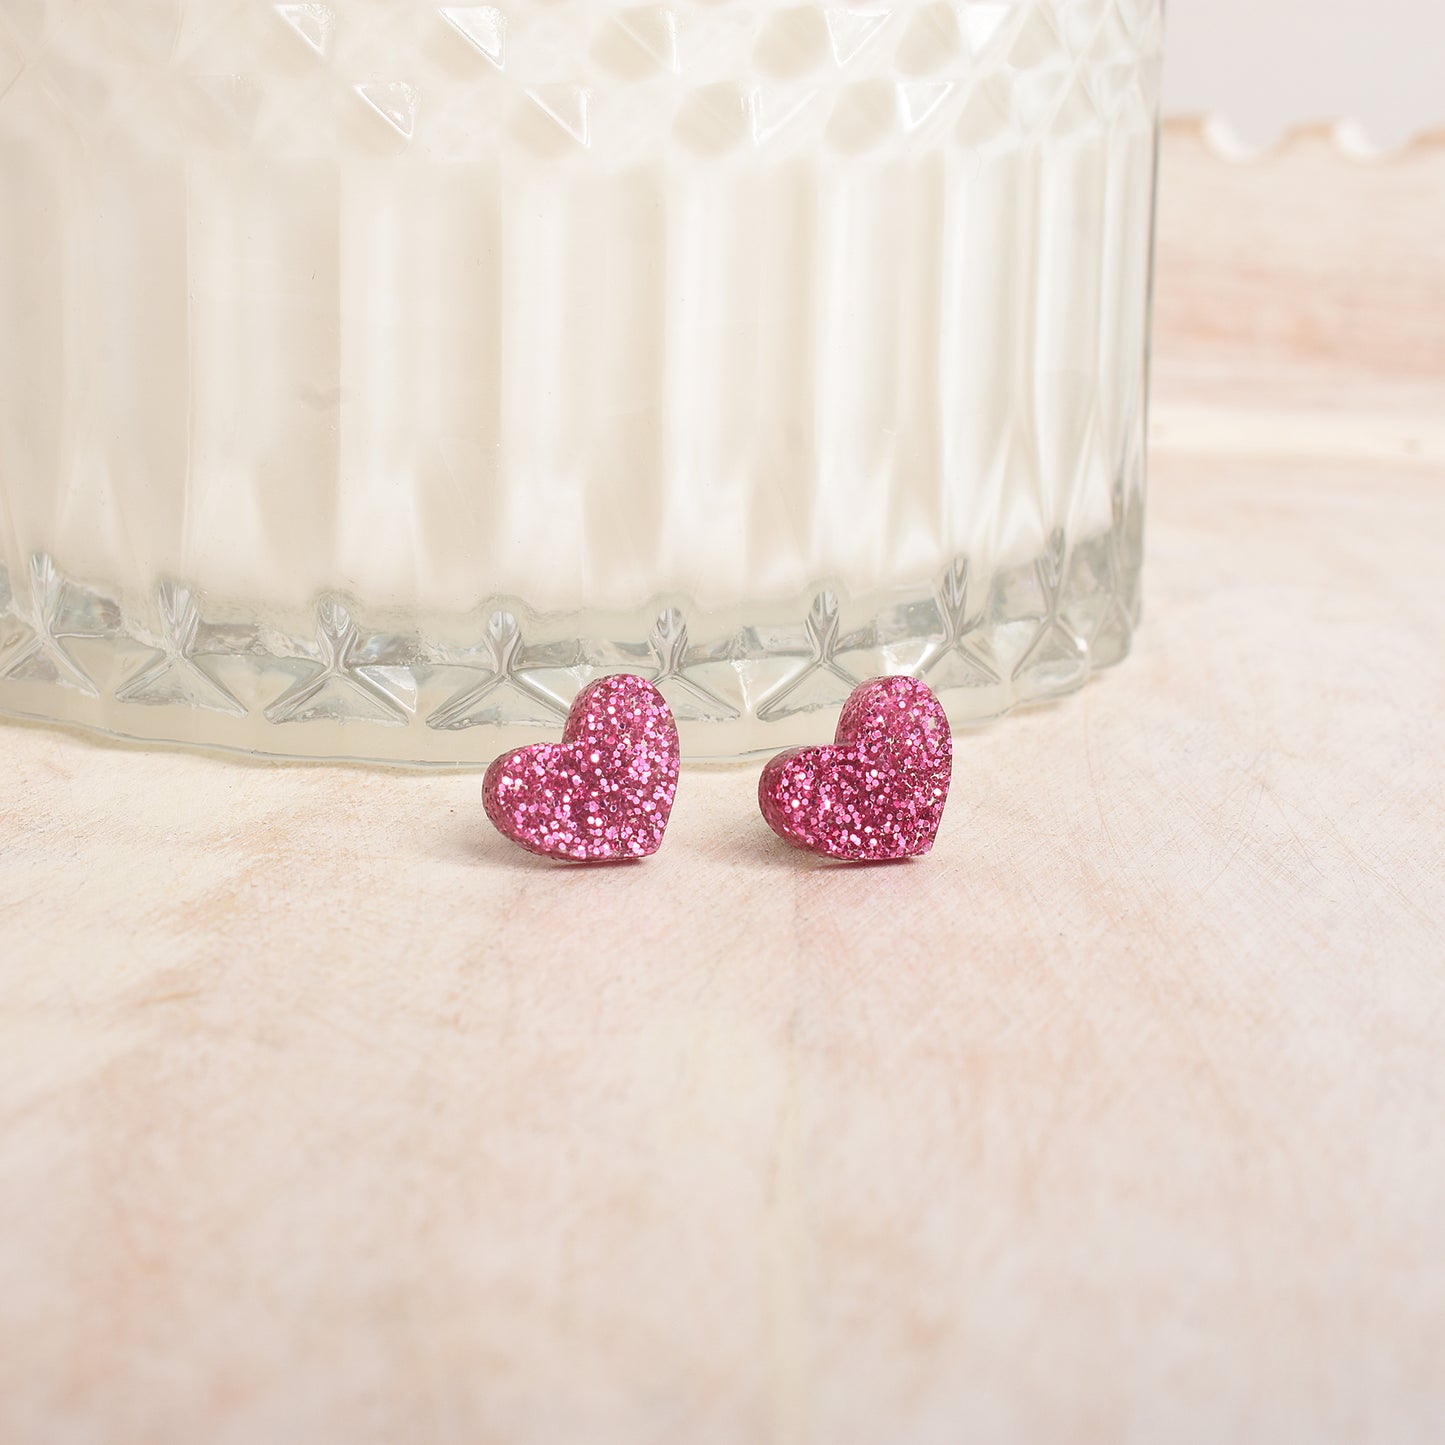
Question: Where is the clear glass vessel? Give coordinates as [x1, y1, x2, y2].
[0, 0, 1163, 763]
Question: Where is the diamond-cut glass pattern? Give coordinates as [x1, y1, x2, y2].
[0, 532, 1145, 761]
[0, 0, 1162, 762]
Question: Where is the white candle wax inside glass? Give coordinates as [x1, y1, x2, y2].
[0, 0, 1163, 762]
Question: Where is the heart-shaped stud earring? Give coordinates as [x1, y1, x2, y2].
[758, 676, 952, 861]
[484, 674, 680, 862]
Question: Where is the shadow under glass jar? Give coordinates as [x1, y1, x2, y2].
[0, 0, 1163, 763]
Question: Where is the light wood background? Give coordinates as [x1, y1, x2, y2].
[1, 125, 1443, 1443]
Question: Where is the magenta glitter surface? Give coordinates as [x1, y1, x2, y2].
[483, 675, 680, 862]
[758, 677, 953, 861]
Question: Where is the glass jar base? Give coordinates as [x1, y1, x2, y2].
[0, 524, 1140, 766]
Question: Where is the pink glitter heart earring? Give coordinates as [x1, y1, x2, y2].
[758, 677, 953, 862]
[484, 675, 680, 863]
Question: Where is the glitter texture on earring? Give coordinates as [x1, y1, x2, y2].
[758, 676, 952, 861]
[483, 675, 680, 862]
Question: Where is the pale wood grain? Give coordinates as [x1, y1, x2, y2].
[1, 129, 1444, 1445]
[1154, 122, 1445, 418]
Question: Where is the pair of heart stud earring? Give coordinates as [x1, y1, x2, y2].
[483, 673, 952, 864]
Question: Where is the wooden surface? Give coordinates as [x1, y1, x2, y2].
[2, 127, 1445, 1443]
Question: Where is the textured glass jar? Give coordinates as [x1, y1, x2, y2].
[0, 0, 1163, 762]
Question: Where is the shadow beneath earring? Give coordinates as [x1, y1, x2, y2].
[439, 809, 926, 876]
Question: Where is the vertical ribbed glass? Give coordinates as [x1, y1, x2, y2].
[0, 0, 1163, 762]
